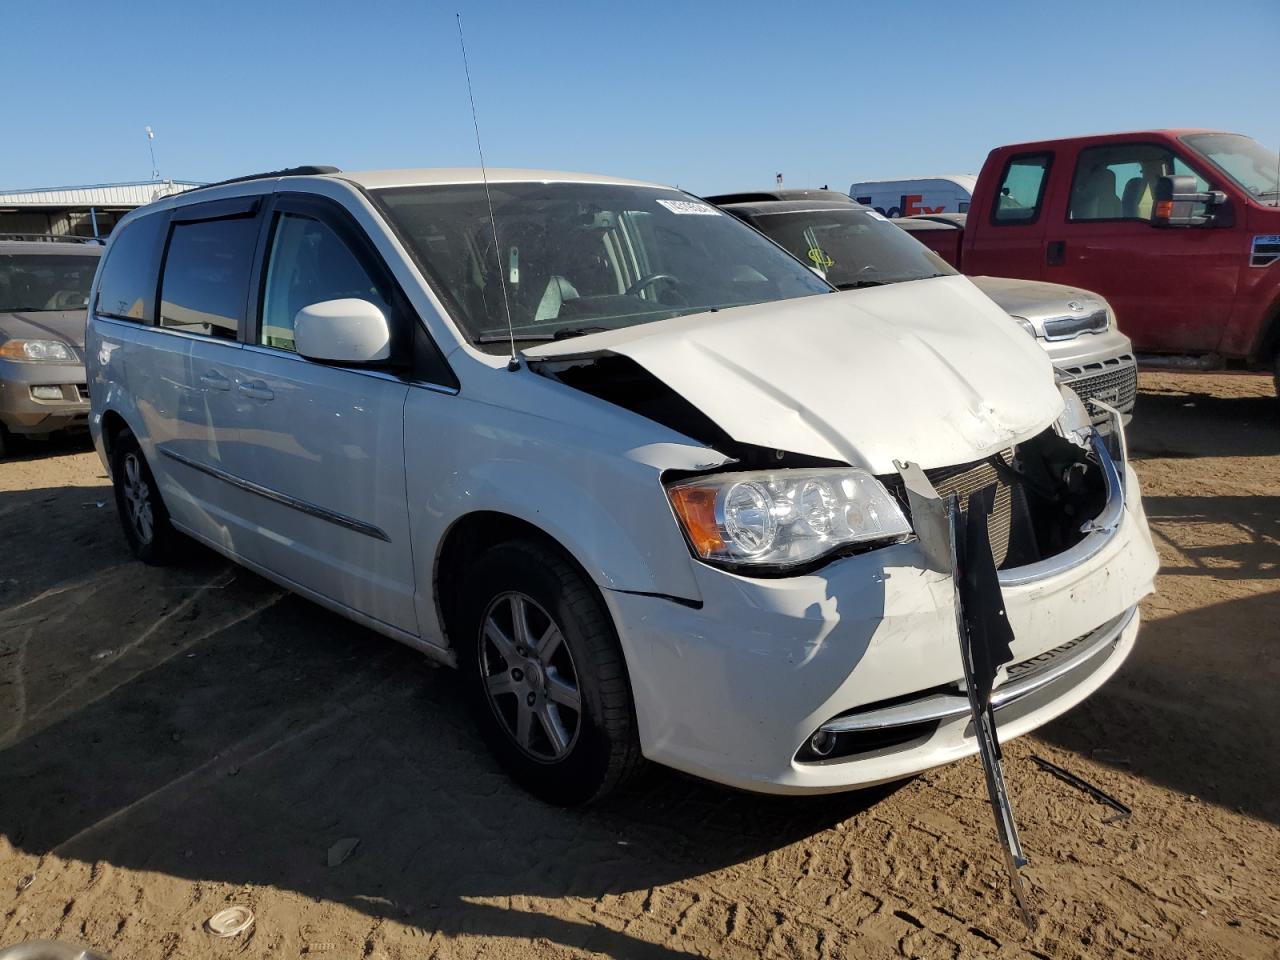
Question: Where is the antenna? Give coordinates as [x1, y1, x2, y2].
[456, 13, 518, 370]
[145, 126, 160, 181]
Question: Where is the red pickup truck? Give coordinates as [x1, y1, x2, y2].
[895, 130, 1280, 394]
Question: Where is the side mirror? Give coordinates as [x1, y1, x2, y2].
[293, 298, 392, 365]
[1152, 175, 1227, 228]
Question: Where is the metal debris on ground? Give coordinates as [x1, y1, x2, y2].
[1030, 754, 1132, 822]
[327, 837, 360, 867]
[204, 905, 255, 938]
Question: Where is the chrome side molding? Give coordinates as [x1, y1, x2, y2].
[158, 446, 391, 542]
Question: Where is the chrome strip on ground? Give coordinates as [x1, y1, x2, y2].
[818, 605, 1137, 735]
[158, 446, 391, 542]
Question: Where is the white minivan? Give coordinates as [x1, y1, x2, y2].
[86, 167, 1158, 804]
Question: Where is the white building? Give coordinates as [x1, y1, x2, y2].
[0, 179, 203, 239]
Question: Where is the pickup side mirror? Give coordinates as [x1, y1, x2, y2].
[293, 298, 392, 365]
[1152, 175, 1228, 228]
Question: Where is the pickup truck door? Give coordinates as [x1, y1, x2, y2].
[1042, 141, 1241, 354]
[212, 194, 420, 635]
[964, 151, 1054, 281]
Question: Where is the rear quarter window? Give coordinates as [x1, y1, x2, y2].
[95, 213, 167, 322]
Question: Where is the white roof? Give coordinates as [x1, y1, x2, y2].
[0, 180, 202, 208]
[339, 168, 666, 190]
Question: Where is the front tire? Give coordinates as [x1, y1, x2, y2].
[110, 429, 181, 564]
[457, 539, 643, 805]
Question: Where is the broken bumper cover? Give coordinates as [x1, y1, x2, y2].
[605, 460, 1158, 796]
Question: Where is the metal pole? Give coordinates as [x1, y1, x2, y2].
[89, 207, 99, 239]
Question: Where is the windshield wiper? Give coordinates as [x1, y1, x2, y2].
[474, 333, 557, 344]
[834, 280, 888, 290]
[552, 326, 611, 340]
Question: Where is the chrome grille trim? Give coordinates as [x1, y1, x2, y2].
[1043, 308, 1108, 340]
[1060, 354, 1138, 417]
[817, 605, 1137, 735]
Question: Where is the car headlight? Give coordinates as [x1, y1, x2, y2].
[1012, 316, 1037, 339]
[666, 468, 911, 569]
[0, 339, 76, 362]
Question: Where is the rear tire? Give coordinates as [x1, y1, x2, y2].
[110, 429, 181, 565]
[456, 539, 644, 805]
[0, 423, 9, 460]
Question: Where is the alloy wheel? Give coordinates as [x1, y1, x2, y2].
[122, 452, 154, 545]
[478, 591, 583, 762]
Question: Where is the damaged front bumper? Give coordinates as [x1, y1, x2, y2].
[604, 434, 1158, 795]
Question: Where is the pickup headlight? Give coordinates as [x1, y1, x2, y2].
[0, 339, 76, 362]
[666, 468, 911, 568]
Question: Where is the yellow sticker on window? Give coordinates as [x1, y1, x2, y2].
[807, 247, 834, 269]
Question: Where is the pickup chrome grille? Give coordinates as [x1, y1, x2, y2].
[924, 453, 1015, 567]
[1061, 355, 1138, 418]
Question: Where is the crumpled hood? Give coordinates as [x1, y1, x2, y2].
[0, 310, 88, 351]
[525, 275, 1063, 473]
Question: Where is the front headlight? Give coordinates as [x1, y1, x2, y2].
[666, 468, 911, 569]
[1012, 316, 1038, 339]
[0, 339, 76, 362]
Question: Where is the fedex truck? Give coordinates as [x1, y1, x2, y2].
[850, 175, 976, 217]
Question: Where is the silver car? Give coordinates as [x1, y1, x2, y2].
[713, 198, 1137, 429]
[0, 237, 101, 457]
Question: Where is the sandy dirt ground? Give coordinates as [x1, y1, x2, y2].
[0, 371, 1277, 960]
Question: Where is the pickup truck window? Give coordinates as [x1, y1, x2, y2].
[992, 154, 1051, 224]
[1069, 144, 1208, 221]
[1183, 133, 1280, 206]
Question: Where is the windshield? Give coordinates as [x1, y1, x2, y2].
[1182, 133, 1280, 205]
[373, 182, 832, 346]
[744, 208, 957, 290]
[0, 254, 100, 313]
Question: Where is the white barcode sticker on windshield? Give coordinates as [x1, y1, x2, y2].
[656, 199, 720, 216]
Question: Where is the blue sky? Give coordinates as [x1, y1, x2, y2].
[6, 0, 1278, 195]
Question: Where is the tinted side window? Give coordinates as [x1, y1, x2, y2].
[992, 154, 1051, 224]
[260, 213, 390, 352]
[95, 213, 167, 322]
[1069, 144, 1211, 222]
[159, 217, 258, 339]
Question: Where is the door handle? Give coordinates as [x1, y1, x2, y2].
[237, 379, 274, 402]
[199, 370, 232, 391]
[1046, 240, 1066, 267]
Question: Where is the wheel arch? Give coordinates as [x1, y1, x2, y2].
[99, 408, 134, 468]
[433, 511, 612, 656]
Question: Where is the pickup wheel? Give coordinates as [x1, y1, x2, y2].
[457, 539, 644, 805]
[0, 423, 10, 460]
[110, 429, 181, 565]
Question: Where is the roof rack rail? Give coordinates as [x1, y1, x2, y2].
[188, 165, 341, 194]
[0, 233, 106, 245]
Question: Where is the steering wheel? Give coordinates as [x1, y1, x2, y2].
[624, 273, 679, 298]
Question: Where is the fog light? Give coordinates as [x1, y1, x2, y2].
[31, 385, 63, 401]
[809, 730, 837, 757]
